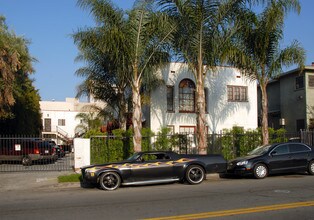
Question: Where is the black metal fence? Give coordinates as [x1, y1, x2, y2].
[0, 136, 73, 172]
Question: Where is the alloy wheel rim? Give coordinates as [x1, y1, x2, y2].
[103, 174, 118, 189]
[311, 163, 314, 172]
[189, 168, 203, 183]
[256, 165, 267, 178]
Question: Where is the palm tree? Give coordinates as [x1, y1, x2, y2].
[230, 0, 305, 144]
[73, 0, 130, 130]
[158, 0, 250, 154]
[0, 16, 35, 119]
[75, 110, 104, 136]
[75, 0, 175, 152]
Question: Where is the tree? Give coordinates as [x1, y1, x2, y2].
[158, 0, 250, 154]
[230, 0, 305, 144]
[0, 73, 42, 135]
[0, 16, 35, 119]
[75, 0, 175, 152]
[75, 110, 104, 135]
[0, 16, 40, 135]
[73, 0, 130, 130]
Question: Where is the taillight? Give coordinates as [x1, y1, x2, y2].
[34, 148, 40, 154]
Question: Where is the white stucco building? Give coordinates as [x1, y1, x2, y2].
[144, 63, 258, 134]
[40, 98, 105, 144]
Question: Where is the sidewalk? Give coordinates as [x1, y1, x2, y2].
[0, 171, 80, 192]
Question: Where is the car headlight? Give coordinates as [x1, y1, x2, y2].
[236, 161, 248, 166]
[85, 167, 100, 173]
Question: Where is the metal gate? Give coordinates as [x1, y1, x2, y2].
[0, 137, 74, 172]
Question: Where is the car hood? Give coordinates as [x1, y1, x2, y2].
[229, 155, 260, 163]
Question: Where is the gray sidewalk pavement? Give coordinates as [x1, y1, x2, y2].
[0, 171, 80, 192]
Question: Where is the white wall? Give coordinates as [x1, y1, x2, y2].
[149, 63, 257, 134]
[74, 138, 90, 172]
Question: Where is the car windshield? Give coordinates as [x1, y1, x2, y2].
[248, 145, 272, 156]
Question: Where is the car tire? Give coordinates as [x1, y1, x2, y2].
[308, 160, 314, 175]
[99, 172, 121, 191]
[22, 156, 32, 166]
[253, 163, 268, 179]
[185, 165, 205, 185]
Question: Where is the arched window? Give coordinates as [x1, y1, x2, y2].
[179, 79, 195, 112]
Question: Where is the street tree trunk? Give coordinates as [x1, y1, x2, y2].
[260, 83, 269, 145]
[132, 79, 142, 152]
[195, 53, 207, 154]
[196, 78, 207, 154]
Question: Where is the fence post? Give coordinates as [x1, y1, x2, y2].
[74, 138, 90, 172]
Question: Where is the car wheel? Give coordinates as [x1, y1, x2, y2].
[253, 163, 268, 179]
[308, 160, 314, 175]
[99, 172, 121, 190]
[22, 156, 32, 166]
[185, 165, 205, 184]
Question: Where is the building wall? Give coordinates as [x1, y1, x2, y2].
[279, 73, 306, 132]
[306, 70, 314, 125]
[261, 66, 314, 133]
[40, 98, 105, 138]
[148, 63, 258, 134]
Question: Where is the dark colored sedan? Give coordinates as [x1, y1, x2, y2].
[227, 142, 314, 179]
[81, 151, 227, 190]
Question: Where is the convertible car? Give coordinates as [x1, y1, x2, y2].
[227, 142, 314, 179]
[81, 151, 227, 190]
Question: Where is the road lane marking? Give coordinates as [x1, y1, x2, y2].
[144, 201, 314, 220]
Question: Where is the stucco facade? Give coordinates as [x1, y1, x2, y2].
[146, 63, 258, 134]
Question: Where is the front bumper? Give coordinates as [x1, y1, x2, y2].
[227, 163, 254, 176]
[81, 169, 98, 184]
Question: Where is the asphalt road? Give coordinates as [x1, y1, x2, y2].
[0, 173, 313, 220]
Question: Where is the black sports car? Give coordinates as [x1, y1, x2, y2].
[227, 142, 314, 179]
[81, 151, 227, 190]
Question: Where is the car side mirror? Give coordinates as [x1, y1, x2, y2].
[270, 151, 277, 156]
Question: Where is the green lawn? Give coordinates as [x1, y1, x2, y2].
[58, 173, 81, 183]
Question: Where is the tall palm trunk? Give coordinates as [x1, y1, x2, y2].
[132, 79, 142, 152]
[196, 77, 207, 154]
[260, 83, 269, 145]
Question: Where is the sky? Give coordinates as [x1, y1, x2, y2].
[1, 0, 313, 102]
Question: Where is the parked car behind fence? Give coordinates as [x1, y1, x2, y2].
[0, 138, 58, 166]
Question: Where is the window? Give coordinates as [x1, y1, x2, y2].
[296, 119, 305, 131]
[167, 86, 174, 112]
[58, 119, 66, 126]
[309, 75, 314, 88]
[179, 126, 195, 134]
[289, 144, 310, 153]
[227, 86, 248, 102]
[272, 144, 289, 155]
[295, 75, 304, 89]
[139, 153, 170, 162]
[179, 79, 195, 112]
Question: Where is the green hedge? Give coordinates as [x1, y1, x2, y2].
[217, 127, 289, 160]
[88, 127, 290, 164]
